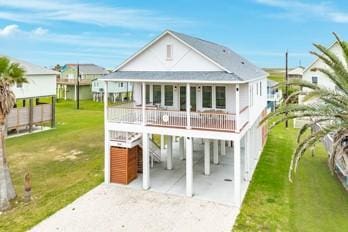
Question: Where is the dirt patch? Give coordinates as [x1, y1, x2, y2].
[54, 149, 83, 161]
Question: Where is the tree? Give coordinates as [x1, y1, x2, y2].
[0, 56, 26, 211]
[263, 33, 348, 181]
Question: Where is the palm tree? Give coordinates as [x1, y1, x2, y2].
[0, 56, 26, 211]
[263, 33, 348, 181]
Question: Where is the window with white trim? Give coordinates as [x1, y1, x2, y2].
[16, 82, 23, 88]
[312, 76, 318, 85]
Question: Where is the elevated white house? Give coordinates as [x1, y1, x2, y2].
[91, 79, 133, 102]
[100, 30, 268, 207]
[267, 79, 282, 113]
[4, 56, 58, 135]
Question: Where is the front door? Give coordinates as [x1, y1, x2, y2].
[180, 86, 196, 111]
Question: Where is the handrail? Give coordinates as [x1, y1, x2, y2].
[240, 106, 249, 114]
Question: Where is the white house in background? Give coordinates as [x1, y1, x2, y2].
[267, 79, 282, 113]
[4, 55, 58, 135]
[91, 79, 133, 102]
[100, 30, 268, 207]
[296, 41, 348, 189]
[288, 66, 304, 79]
[295, 41, 344, 128]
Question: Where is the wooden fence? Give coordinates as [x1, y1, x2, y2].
[6, 104, 52, 131]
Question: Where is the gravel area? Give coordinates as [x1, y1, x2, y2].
[31, 184, 238, 232]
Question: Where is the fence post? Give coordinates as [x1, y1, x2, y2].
[29, 99, 33, 133]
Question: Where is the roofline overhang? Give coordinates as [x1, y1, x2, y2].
[100, 75, 266, 84]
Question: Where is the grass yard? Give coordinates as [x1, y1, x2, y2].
[0, 100, 105, 232]
[234, 121, 348, 231]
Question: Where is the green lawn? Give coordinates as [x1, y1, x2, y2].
[234, 121, 348, 231]
[0, 100, 105, 232]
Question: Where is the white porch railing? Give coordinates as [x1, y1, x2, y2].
[107, 106, 248, 132]
[146, 109, 187, 128]
[108, 107, 142, 124]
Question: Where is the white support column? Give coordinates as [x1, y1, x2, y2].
[149, 84, 153, 103]
[204, 139, 210, 175]
[161, 85, 165, 107]
[186, 83, 191, 129]
[104, 81, 110, 184]
[143, 132, 150, 190]
[142, 82, 146, 126]
[179, 137, 185, 160]
[213, 139, 219, 164]
[221, 140, 226, 156]
[160, 134, 165, 162]
[167, 136, 173, 170]
[234, 138, 241, 206]
[64, 85, 67, 100]
[235, 84, 240, 132]
[186, 137, 193, 197]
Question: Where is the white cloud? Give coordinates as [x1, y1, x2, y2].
[0, 24, 19, 37]
[0, 0, 193, 30]
[32, 27, 48, 36]
[255, 0, 348, 23]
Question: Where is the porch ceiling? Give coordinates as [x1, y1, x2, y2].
[100, 71, 242, 83]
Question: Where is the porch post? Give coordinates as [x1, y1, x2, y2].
[234, 138, 241, 206]
[167, 135, 173, 170]
[204, 139, 210, 175]
[142, 82, 146, 125]
[235, 84, 240, 131]
[179, 137, 185, 160]
[51, 96, 56, 128]
[186, 83, 191, 129]
[213, 139, 219, 164]
[29, 98, 33, 133]
[64, 85, 67, 100]
[221, 140, 226, 156]
[143, 132, 150, 189]
[186, 137, 193, 197]
[104, 81, 110, 184]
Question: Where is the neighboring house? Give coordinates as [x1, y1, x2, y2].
[267, 79, 282, 113]
[57, 64, 108, 100]
[288, 66, 304, 79]
[297, 41, 348, 189]
[91, 79, 132, 102]
[100, 30, 268, 207]
[4, 55, 58, 135]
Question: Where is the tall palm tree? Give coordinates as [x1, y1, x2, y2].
[0, 56, 26, 211]
[263, 33, 348, 181]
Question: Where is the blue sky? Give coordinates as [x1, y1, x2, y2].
[0, 0, 348, 69]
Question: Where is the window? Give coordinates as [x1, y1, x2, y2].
[216, 86, 226, 109]
[202, 86, 212, 108]
[166, 44, 173, 60]
[153, 85, 161, 104]
[16, 82, 23, 88]
[164, 85, 173, 106]
[120, 82, 124, 87]
[146, 85, 150, 104]
[312, 76, 318, 85]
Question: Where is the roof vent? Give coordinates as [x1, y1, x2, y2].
[241, 61, 245, 64]
[222, 49, 226, 53]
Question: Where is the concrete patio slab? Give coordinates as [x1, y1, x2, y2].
[31, 184, 238, 232]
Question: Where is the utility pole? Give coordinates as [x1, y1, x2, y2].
[76, 63, 80, 110]
[285, 50, 289, 128]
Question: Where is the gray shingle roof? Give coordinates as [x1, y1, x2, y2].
[102, 71, 240, 82]
[267, 79, 279, 87]
[169, 30, 267, 81]
[65, 64, 109, 75]
[106, 30, 267, 82]
[2, 55, 59, 75]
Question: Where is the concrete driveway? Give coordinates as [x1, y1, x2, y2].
[31, 184, 238, 232]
